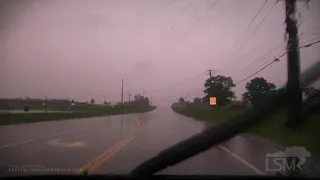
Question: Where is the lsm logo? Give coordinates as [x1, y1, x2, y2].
[265, 146, 311, 172]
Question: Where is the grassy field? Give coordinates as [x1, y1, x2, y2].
[172, 106, 320, 152]
[0, 105, 156, 126]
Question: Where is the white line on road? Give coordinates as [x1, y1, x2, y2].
[183, 122, 266, 175]
[218, 145, 265, 175]
[0, 129, 79, 149]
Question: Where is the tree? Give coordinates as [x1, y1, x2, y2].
[303, 87, 320, 98]
[24, 105, 30, 113]
[193, 97, 202, 105]
[90, 98, 95, 104]
[133, 94, 150, 106]
[242, 77, 276, 109]
[204, 75, 236, 106]
[178, 98, 185, 105]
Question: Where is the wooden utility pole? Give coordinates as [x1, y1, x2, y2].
[285, 0, 302, 128]
[206, 70, 215, 105]
[206, 70, 214, 79]
[121, 79, 124, 108]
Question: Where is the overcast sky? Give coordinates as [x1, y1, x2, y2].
[0, 0, 319, 106]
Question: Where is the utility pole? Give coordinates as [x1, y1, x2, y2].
[142, 88, 145, 97]
[128, 92, 131, 103]
[121, 79, 124, 108]
[206, 70, 214, 79]
[285, 0, 302, 129]
[206, 69, 215, 106]
[150, 95, 152, 106]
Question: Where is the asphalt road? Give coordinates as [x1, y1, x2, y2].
[0, 107, 315, 177]
[0, 110, 77, 114]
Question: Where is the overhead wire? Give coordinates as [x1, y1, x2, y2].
[168, 40, 320, 101]
[163, 0, 195, 36]
[234, 40, 320, 85]
[215, 0, 268, 70]
[218, 0, 280, 71]
[149, 0, 220, 95]
[171, 0, 219, 49]
[226, 34, 271, 71]
[151, 0, 214, 62]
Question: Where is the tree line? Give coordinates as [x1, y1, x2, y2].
[172, 74, 320, 110]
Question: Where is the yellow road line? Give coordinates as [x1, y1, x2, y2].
[88, 121, 147, 173]
[76, 119, 148, 174]
[89, 125, 145, 173]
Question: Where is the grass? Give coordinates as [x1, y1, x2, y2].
[172, 106, 320, 153]
[0, 105, 156, 126]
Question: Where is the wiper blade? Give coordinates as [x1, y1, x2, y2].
[130, 61, 320, 176]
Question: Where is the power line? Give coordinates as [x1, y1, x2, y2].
[301, 40, 320, 47]
[234, 40, 320, 85]
[166, 39, 320, 100]
[235, 60, 278, 85]
[215, 0, 268, 70]
[227, 35, 271, 70]
[172, 0, 219, 48]
[151, 0, 219, 65]
[237, 40, 286, 73]
[163, 0, 195, 36]
[240, 48, 277, 72]
[219, 0, 279, 71]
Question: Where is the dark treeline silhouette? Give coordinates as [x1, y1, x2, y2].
[172, 75, 320, 111]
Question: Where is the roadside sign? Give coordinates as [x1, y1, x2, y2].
[210, 97, 216, 105]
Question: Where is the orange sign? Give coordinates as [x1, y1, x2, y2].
[210, 97, 216, 105]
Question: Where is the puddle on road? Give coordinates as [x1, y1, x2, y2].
[48, 139, 87, 148]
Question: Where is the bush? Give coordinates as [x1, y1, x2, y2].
[24, 105, 30, 112]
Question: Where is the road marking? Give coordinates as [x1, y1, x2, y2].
[0, 129, 79, 149]
[218, 145, 265, 175]
[89, 124, 146, 173]
[78, 128, 140, 173]
[183, 122, 266, 175]
[77, 119, 148, 174]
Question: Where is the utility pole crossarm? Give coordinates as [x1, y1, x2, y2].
[206, 70, 215, 79]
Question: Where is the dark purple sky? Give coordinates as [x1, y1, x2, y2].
[1, 0, 319, 105]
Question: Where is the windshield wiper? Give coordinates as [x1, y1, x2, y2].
[130, 61, 320, 176]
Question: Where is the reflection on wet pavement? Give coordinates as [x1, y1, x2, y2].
[0, 107, 319, 177]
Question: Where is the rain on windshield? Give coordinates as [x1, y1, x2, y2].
[0, 0, 320, 177]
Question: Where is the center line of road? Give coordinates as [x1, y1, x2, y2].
[182, 122, 266, 175]
[0, 129, 80, 149]
[77, 119, 148, 174]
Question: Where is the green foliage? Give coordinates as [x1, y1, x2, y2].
[0, 105, 156, 126]
[178, 98, 185, 105]
[132, 94, 150, 106]
[303, 86, 320, 98]
[204, 75, 236, 106]
[242, 77, 276, 109]
[193, 97, 202, 105]
[172, 106, 320, 152]
[23, 105, 30, 112]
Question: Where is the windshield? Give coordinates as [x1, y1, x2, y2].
[0, 0, 320, 177]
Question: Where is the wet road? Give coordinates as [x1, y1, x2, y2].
[0, 110, 77, 114]
[0, 107, 313, 176]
